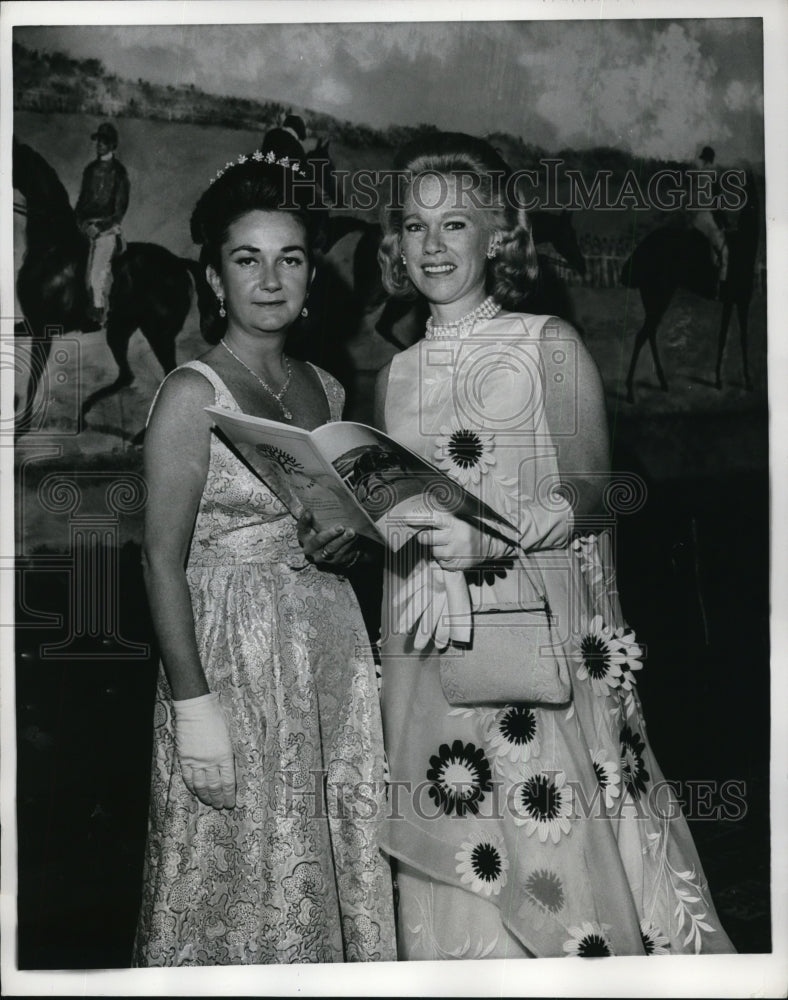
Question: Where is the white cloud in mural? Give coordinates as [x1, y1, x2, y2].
[524, 21, 733, 159]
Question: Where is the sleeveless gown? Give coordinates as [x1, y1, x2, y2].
[133, 360, 395, 966]
[378, 312, 734, 959]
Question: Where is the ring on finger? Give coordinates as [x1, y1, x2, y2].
[321, 547, 331, 560]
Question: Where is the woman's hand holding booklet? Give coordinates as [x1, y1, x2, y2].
[205, 406, 518, 551]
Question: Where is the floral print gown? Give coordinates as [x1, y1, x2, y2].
[133, 361, 395, 966]
[379, 311, 734, 959]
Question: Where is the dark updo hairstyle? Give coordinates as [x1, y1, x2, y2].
[378, 131, 539, 310]
[190, 156, 328, 341]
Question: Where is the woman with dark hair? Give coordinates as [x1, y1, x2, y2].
[133, 152, 395, 966]
[374, 132, 734, 959]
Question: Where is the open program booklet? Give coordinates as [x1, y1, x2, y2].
[205, 406, 518, 550]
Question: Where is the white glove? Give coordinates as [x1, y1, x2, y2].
[172, 692, 236, 809]
[396, 558, 472, 651]
[393, 516, 517, 651]
[410, 513, 515, 571]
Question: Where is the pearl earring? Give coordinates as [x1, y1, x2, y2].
[401, 252, 407, 265]
[218, 294, 226, 318]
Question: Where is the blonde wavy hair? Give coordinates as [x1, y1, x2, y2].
[378, 132, 539, 309]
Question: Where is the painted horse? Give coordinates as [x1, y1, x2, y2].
[12, 139, 213, 436]
[620, 169, 760, 402]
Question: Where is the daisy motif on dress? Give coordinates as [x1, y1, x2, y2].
[563, 922, 614, 957]
[433, 420, 496, 487]
[454, 829, 509, 898]
[426, 739, 493, 817]
[522, 868, 566, 913]
[619, 725, 650, 798]
[589, 748, 621, 809]
[486, 704, 541, 769]
[512, 770, 572, 843]
[615, 626, 644, 688]
[639, 918, 670, 955]
[573, 615, 630, 696]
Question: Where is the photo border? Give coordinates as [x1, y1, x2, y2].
[1, 0, 786, 995]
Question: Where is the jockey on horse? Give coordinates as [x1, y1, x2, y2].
[75, 122, 130, 331]
[691, 145, 729, 296]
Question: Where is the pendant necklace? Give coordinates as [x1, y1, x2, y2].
[220, 339, 294, 420]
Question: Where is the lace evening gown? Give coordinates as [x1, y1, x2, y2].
[133, 360, 395, 966]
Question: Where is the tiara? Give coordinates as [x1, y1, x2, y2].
[210, 149, 306, 185]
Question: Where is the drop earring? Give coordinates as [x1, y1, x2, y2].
[218, 294, 226, 318]
[487, 233, 503, 259]
[400, 252, 407, 265]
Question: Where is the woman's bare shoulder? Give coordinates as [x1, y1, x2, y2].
[155, 366, 216, 406]
[147, 367, 218, 438]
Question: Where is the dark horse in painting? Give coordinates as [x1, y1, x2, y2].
[12, 140, 213, 436]
[620, 169, 760, 403]
[334, 208, 587, 351]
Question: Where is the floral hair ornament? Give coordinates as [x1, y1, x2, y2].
[209, 149, 307, 185]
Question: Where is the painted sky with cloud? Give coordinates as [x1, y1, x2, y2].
[17, 18, 764, 162]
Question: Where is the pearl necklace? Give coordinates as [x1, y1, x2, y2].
[220, 339, 294, 420]
[425, 296, 502, 340]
